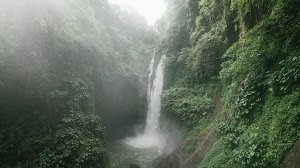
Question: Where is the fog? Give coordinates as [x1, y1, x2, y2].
[109, 0, 165, 25]
[0, 1, 178, 167]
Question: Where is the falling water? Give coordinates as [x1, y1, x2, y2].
[147, 56, 155, 100]
[144, 56, 164, 135]
[125, 56, 166, 149]
[109, 56, 166, 168]
[139, 53, 154, 98]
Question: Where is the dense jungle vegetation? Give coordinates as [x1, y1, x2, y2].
[0, 0, 154, 167]
[0, 0, 299, 167]
[157, 0, 300, 167]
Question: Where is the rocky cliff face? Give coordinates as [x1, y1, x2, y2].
[156, 0, 300, 167]
[154, 90, 222, 168]
[155, 129, 218, 168]
[281, 139, 300, 168]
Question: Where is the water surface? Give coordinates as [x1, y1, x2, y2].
[109, 139, 163, 168]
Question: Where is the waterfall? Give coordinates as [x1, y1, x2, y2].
[139, 53, 154, 98]
[147, 56, 155, 101]
[144, 56, 164, 135]
[125, 55, 165, 149]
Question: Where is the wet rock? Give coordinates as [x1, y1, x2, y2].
[154, 129, 218, 168]
[129, 164, 141, 168]
[281, 139, 300, 168]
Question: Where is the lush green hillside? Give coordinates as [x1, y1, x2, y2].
[0, 0, 155, 167]
[157, 0, 300, 167]
[1, 0, 299, 167]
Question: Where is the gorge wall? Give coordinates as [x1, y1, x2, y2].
[155, 0, 300, 167]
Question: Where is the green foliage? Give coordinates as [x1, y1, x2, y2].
[221, 0, 300, 84]
[217, 90, 300, 168]
[234, 75, 264, 120]
[198, 0, 224, 28]
[37, 114, 108, 168]
[156, 0, 190, 53]
[0, 114, 109, 168]
[198, 138, 229, 168]
[231, 0, 273, 33]
[183, 120, 213, 153]
[158, 0, 300, 167]
[205, 1, 300, 166]
[268, 53, 300, 94]
[191, 33, 225, 81]
[160, 0, 239, 90]
[0, 0, 155, 167]
[162, 87, 213, 128]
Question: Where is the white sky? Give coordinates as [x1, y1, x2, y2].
[109, 0, 165, 25]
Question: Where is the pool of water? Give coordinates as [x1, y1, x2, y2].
[108, 139, 163, 168]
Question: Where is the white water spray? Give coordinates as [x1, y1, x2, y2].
[144, 56, 164, 135]
[126, 56, 165, 149]
[147, 56, 155, 101]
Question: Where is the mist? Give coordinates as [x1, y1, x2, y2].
[2, 0, 298, 168]
[0, 0, 169, 167]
